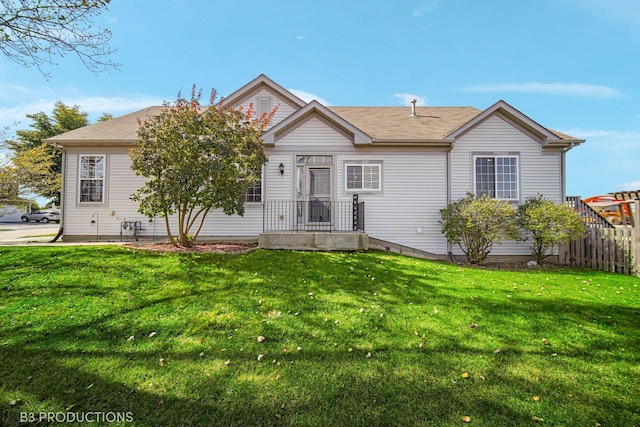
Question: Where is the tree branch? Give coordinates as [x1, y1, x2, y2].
[0, 0, 119, 76]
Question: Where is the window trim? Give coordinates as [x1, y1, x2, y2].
[344, 162, 382, 192]
[77, 154, 107, 205]
[241, 166, 264, 204]
[472, 154, 519, 201]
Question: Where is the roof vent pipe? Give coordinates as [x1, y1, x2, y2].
[410, 99, 417, 117]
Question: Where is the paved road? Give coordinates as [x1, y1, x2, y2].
[0, 222, 61, 243]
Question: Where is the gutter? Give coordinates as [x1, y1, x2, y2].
[46, 139, 137, 146]
[370, 138, 455, 147]
[551, 139, 585, 150]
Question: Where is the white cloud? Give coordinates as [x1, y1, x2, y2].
[464, 82, 622, 99]
[562, 0, 640, 28]
[0, 83, 40, 99]
[560, 128, 640, 150]
[0, 95, 163, 132]
[615, 181, 640, 190]
[393, 93, 428, 106]
[288, 89, 331, 106]
[63, 96, 164, 114]
[412, 1, 439, 17]
[564, 128, 640, 196]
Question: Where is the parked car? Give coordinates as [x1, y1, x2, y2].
[20, 210, 61, 223]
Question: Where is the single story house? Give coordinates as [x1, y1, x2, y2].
[47, 74, 584, 258]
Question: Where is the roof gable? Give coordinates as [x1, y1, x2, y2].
[219, 74, 307, 111]
[446, 100, 584, 148]
[262, 100, 373, 145]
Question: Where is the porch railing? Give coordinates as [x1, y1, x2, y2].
[263, 196, 364, 232]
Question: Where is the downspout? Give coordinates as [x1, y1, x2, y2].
[445, 140, 455, 255]
[49, 143, 65, 242]
[561, 149, 566, 201]
[561, 142, 575, 201]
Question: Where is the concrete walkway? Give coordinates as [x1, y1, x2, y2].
[0, 224, 166, 247]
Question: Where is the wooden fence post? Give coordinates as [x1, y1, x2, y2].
[634, 200, 640, 277]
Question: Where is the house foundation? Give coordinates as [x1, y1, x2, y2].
[259, 232, 368, 251]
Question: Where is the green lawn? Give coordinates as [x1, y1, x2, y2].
[0, 246, 638, 426]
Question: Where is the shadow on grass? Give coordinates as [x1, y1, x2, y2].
[0, 246, 638, 425]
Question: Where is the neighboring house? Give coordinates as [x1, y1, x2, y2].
[46, 74, 584, 258]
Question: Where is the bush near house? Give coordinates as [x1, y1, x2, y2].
[517, 195, 586, 264]
[440, 194, 587, 264]
[439, 193, 518, 264]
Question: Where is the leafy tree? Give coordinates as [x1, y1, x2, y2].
[11, 143, 60, 202]
[0, 165, 18, 202]
[0, 0, 118, 76]
[130, 87, 274, 247]
[7, 101, 89, 152]
[439, 193, 518, 264]
[517, 195, 586, 264]
[0, 127, 19, 209]
[97, 112, 113, 121]
[5, 101, 89, 203]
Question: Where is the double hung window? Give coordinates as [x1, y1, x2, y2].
[79, 155, 105, 203]
[474, 155, 518, 200]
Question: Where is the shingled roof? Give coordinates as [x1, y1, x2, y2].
[46, 106, 166, 145]
[328, 106, 481, 141]
[46, 101, 582, 146]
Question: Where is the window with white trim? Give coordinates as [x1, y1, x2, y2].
[241, 167, 262, 203]
[345, 163, 381, 191]
[474, 155, 518, 200]
[242, 180, 262, 203]
[79, 155, 105, 203]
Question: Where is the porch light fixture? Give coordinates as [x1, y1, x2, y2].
[279, 163, 285, 175]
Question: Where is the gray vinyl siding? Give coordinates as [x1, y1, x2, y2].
[277, 116, 353, 148]
[344, 152, 448, 254]
[237, 88, 298, 129]
[62, 146, 263, 239]
[63, 147, 146, 238]
[270, 120, 449, 254]
[449, 115, 563, 256]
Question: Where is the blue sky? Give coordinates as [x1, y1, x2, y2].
[1, 0, 639, 197]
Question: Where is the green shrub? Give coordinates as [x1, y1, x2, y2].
[517, 194, 586, 264]
[439, 193, 518, 264]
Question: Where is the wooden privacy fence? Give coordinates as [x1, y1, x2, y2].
[560, 199, 640, 276]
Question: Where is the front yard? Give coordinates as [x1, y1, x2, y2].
[0, 246, 638, 426]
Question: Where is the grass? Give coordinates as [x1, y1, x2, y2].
[0, 246, 638, 426]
